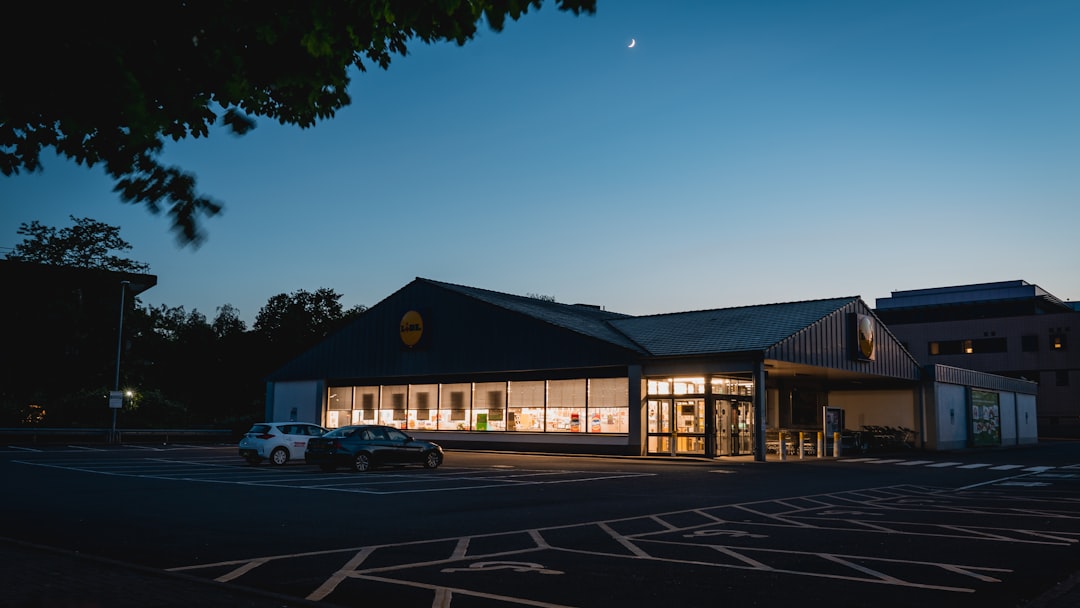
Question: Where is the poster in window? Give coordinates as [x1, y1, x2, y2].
[970, 389, 1001, 447]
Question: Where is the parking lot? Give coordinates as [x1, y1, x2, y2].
[4, 442, 1080, 607]
[10, 446, 657, 494]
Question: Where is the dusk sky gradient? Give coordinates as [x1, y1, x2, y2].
[2, 0, 1078, 325]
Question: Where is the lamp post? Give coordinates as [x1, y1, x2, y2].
[110, 280, 130, 443]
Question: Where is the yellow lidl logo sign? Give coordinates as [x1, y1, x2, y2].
[400, 310, 424, 347]
[856, 314, 875, 360]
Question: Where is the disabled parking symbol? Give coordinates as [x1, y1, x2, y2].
[684, 529, 769, 539]
[441, 561, 564, 575]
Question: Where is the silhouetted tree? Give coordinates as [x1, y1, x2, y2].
[212, 304, 247, 339]
[254, 288, 356, 370]
[1, 1, 596, 245]
[5, 216, 151, 272]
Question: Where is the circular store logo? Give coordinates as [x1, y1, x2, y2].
[857, 314, 875, 360]
[399, 310, 424, 347]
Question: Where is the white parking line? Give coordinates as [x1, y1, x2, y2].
[12, 458, 654, 495]
[173, 484, 1040, 600]
[957, 463, 992, 469]
[926, 462, 964, 468]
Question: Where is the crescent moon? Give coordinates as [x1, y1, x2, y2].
[628, 38, 636, 48]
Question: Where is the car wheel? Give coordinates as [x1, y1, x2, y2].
[423, 451, 441, 469]
[353, 453, 371, 472]
[270, 447, 289, 466]
[319, 464, 336, 472]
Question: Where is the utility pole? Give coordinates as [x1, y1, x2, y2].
[110, 280, 130, 443]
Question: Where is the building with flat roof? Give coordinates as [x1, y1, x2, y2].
[875, 280, 1078, 434]
[0, 259, 157, 425]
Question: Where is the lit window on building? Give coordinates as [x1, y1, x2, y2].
[1050, 333, 1067, 350]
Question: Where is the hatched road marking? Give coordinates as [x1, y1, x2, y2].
[169, 482, 1080, 604]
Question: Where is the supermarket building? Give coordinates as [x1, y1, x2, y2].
[265, 278, 1038, 459]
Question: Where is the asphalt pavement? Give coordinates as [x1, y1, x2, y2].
[3, 537, 332, 608]
[5, 534, 1079, 608]
[7, 438, 1080, 607]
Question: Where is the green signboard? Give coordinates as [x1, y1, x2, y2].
[970, 389, 1001, 447]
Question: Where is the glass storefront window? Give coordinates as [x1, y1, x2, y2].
[508, 381, 545, 432]
[330, 378, 631, 435]
[712, 376, 753, 396]
[675, 398, 705, 454]
[587, 378, 628, 433]
[325, 410, 349, 428]
[354, 387, 378, 423]
[648, 435, 671, 453]
[589, 378, 627, 407]
[647, 379, 671, 395]
[473, 382, 506, 431]
[546, 407, 585, 432]
[439, 383, 471, 430]
[587, 407, 627, 432]
[675, 399, 704, 433]
[673, 377, 705, 395]
[509, 407, 544, 431]
[410, 384, 438, 430]
[380, 385, 408, 428]
[546, 379, 585, 432]
[327, 387, 352, 411]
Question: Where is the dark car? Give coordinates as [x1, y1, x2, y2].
[304, 424, 444, 472]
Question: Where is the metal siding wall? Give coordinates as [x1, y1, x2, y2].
[767, 301, 920, 380]
[925, 364, 1039, 394]
[322, 281, 637, 381]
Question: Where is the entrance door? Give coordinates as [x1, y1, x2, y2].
[733, 400, 754, 455]
[716, 399, 755, 456]
[647, 398, 705, 455]
[646, 399, 672, 455]
[674, 399, 705, 455]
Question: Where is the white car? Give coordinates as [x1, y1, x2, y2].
[238, 422, 328, 465]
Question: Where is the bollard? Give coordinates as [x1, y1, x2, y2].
[833, 431, 841, 457]
[817, 432, 824, 458]
[778, 434, 787, 461]
[798, 431, 805, 459]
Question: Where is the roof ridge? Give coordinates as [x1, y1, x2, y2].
[419, 277, 644, 353]
[624, 295, 860, 320]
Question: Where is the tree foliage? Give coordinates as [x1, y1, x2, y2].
[5, 216, 151, 273]
[0, 1, 596, 246]
[1, 219, 370, 429]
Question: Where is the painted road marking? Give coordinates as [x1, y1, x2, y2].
[12, 458, 656, 494]
[169, 482, 1076, 602]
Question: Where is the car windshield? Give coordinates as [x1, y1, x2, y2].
[323, 427, 357, 438]
[247, 424, 271, 434]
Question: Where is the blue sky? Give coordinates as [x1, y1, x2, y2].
[2, 0, 1078, 325]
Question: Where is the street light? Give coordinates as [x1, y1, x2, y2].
[110, 280, 130, 443]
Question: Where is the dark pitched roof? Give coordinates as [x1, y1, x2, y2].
[421, 278, 646, 353]
[425, 279, 860, 357]
[609, 297, 860, 356]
